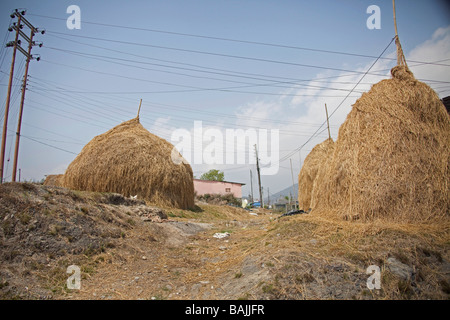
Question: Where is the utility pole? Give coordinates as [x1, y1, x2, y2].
[325, 103, 331, 140]
[249, 169, 254, 203]
[12, 13, 43, 182]
[0, 12, 21, 183]
[254, 144, 263, 208]
[1, 9, 43, 183]
[290, 158, 296, 209]
[299, 150, 302, 170]
[1, 9, 45, 182]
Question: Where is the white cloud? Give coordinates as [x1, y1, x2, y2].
[406, 25, 450, 96]
[232, 25, 450, 194]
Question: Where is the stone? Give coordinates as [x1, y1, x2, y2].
[386, 257, 414, 280]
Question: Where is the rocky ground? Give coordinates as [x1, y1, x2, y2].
[0, 182, 449, 300]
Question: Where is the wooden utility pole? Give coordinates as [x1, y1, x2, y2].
[249, 169, 254, 203]
[325, 103, 331, 140]
[0, 13, 22, 183]
[254, 144, 263, 208]
[12, 23, 37, 182]
[1, 10, 43, 183]
[290, 158, 296, 209]
[299, 150, 302, 170]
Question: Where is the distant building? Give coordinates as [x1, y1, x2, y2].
[274, 196, 299, 211]
[193, 179, 245, 198]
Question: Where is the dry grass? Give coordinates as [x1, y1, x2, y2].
[43, 174, 64, 187]
[256, 213, 450, 299]
[62, 117, 194, 209]
[313, 66, 450, 222]
[297, 138, 334, 210]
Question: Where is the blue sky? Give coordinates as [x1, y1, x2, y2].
[0, 0, 449, 198]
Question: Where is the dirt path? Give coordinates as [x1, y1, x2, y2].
[68, 214, 274, 300]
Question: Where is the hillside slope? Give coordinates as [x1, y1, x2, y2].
[0, 182, 449, 300]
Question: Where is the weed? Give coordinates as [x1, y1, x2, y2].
[151, 293, 166, 300]
[48, 224, 63, 236]
[439, 279, 450, 294]
[69, 190, 84, 202]
[262, 283, 275, 294]
[393, 252, 410, 265]
[0, 279, 9, 289]
[18, 212, 32, 225]
[80, 207, 89, 214]
[237, 293, 250, 300]
[81, 264, 96, 276]
[235, 272, 243, 279]
[397, 280, 413, 298]
[1, 220, 14, 236]
[295, 272, 315, 284]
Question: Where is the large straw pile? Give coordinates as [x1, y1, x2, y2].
[314, 66, 450, 222]
[62, 117, 195, 209]
[43, 174, 63, 187]
[297, 138, 334, 210]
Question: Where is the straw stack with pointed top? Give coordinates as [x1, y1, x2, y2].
[62, 117, 195, 209]
[313, 65, 450, 222]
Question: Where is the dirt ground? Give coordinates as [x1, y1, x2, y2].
[1, 182, 449, 300]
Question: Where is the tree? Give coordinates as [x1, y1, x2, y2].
[200, 169, 224, 181]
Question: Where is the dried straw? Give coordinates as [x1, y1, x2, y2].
[43, 174, 64, 187]
[297, 138, 334, 210]
[62, 117, 195, 209]
[314, 66, 450, 222]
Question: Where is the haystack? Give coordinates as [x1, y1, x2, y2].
[62, 117, 195, 209]
[43, 174, 64, 187]
[314, 65, 450, 222]
[297, 138, 334, 210]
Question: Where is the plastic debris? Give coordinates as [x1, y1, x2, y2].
[279, 209, 310, 218]
[213, 232, 230, 239]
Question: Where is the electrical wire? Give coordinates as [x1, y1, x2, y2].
[264, 37, 396, 168]
[28, 13, 450, 67]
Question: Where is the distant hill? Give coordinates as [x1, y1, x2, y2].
[268, 183, 298, 204]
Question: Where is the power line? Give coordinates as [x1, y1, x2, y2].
[44, 45, 370, 95]
[265, 37, 396, 168]
[38, 59, 366, 98]
[45, 30, 396, 77]
[18, 132, 79, 155]
[28, 13, 450, 67]
[44, 32, 389, 87]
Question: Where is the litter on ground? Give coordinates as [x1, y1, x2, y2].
[213, 232, 230, 239]
[279, 209, 310, 218]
